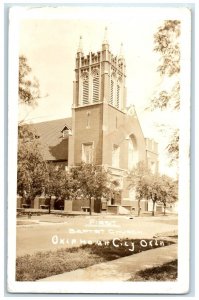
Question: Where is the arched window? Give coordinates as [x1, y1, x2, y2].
[128, 135, 138, 170]
[110, 79, 114, 105]
[116, 84, 120, 108]
[116, 77, 122, 109]
[92, 69, 99, 103]
[82, 72, 89, 105]
[109, 72, 116, 106]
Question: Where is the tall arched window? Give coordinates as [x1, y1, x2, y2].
[116, 77, 122, 109]
[92, 69, 100, 103]
[116, 84, 120, 108]
[128, 135, 138, 170]
[109, 72, 116, 106]
[82, 72, 89, 105]
[110, 79, 114, 105]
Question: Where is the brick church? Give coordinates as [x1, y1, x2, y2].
[26, 29, 158, 213]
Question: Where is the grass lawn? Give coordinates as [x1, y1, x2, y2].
[128, 260, 177, 281]
[16, 238, 174, 281]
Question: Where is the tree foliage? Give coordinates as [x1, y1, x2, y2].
[70, 163, 111, 214]
[158, 175, 178, 215]
[17, 125, 47, 204]
[17, 56, 47, 204]
[152, 20, 180, 111]
[17, 153, 113, 212]
[44, 164, 66, 199]
[44, 163, 112, 214]
[148, 20, 181, 165]
[167, 128, 179, 164]
[19, 55, 40, 106]
[129, 162, 151, 216]
[17, 55, 44, 206]
[43, 163, 72, 213]
[129, 162, 178, 216]
[150, 81, 180, 111]
[154, 20, 180, 77]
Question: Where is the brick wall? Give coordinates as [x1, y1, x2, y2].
[72, 197, 101, 213]
[102, 104, 147, 169]
[73, 104, 103, 165]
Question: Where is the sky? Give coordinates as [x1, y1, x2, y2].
[15, 6, 189, 178]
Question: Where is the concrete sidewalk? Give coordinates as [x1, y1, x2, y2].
[38, 243, 177, 282]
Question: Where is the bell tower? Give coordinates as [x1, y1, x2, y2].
[69, 28, 127, 167]
[73, 28, 126, 110]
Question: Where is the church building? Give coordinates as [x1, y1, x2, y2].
[24, 28, 158, 213]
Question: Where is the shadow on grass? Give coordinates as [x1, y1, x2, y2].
[128, 259, 178, 281]
[16, 238, 175, 281]
[81, 238, 174, 261]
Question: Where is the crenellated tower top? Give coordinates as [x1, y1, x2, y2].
[73, 28, 127, 111]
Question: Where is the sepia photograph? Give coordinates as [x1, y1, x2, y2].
[7, 4, 191, 294]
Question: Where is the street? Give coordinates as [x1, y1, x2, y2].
[16, 214, 178, 257]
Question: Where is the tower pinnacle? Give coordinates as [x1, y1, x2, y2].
[77, 36, 83, 53]
[102, 27, 109, 45]
[119, 42, 124, 59]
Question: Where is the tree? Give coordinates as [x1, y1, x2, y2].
[146, 175, 162, 217]
[147, 20, 181, 165]
[158, 175, 178, 215]
[167, 128, 179, 164]
[144, 174, 178, 216]
[129, 162, 178, 216]
[154, 20, 180, 77]
[17, 125, 47, 205]
[70, 163, 111, 215]
[17, 56, 47, 205]
[129, 162, 152, 216]
[44, 163, 72, 213]
[19, 55, 40, 106]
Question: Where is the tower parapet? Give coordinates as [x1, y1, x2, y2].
[73, 28, 127, 111]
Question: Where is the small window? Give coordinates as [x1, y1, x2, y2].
[86, 111, 91, 129]
[129, 188, 136, 200]
[62, 129, 68, 138]
[112, 144, 120, 168]
[61, 125, 71, 138]
[150, 161, 156, 174]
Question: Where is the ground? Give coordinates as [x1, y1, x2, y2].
[16, 213, 178, 257]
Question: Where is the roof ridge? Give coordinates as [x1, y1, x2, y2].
[26, 117, 72, 126]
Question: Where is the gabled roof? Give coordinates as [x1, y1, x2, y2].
[28, 117, 72, 161]
[61, 125, 71, 132]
